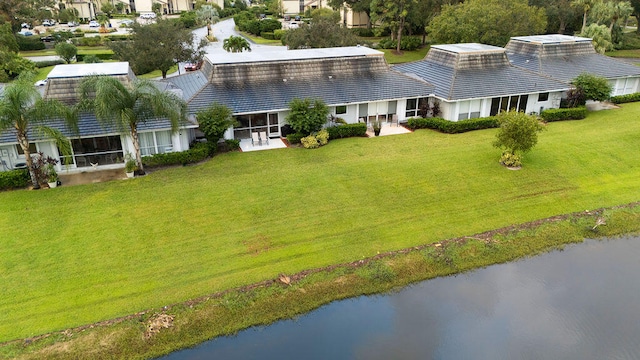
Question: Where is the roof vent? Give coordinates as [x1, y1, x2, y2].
[283, 78, 287, 82]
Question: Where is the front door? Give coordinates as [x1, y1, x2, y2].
[268, 113, 279, 138]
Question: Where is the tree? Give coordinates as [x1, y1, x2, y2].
[100, 1, 115, 17]
[196, 5, 220, 39]
[283, 19, 359, 49]
[371, 0, 416, 53]
[631, 0, 640, 33]
[109, 18, 206, 78]
[196, 103, 238, 144]
[530, 0, 582, 33]
[0, 73, 76, 189]
[580, 23, 613, 53]
[286, 98, 329, 136]
[223, 35, 251, 52]
[79, 76, 188, 173]
[55, 42, 77, 63]
[328, 0, 373, 26]
[493, 111, 545, 167]
[152, 2, 162, 16]
[427, 0, 547, 47]
[571, 0, 598, 32]
[572, 73, 612, 101]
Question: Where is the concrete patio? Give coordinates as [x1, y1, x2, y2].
[239, 137, 288, 152]
[366, 123, 413, 137]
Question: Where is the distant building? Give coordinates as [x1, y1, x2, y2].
[56, 0, 224, 19]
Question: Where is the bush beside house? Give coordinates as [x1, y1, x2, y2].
[541, 107, 588, 122]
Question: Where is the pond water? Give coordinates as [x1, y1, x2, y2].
[159, 235, 640, 360]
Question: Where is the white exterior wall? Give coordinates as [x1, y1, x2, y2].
[340, 6, 369, 28]
[332, 104, 359, 123]
[525, 91, 563, 115]
[609, 77, 640, 96]
[439, 100, 455, 121]
[282, 0, 302, 14]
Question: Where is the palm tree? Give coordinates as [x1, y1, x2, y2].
[223, 35, 252, 53]
[79, 76, 187, 173]
[607, 0, 633, 33]
[0, 73, 77, 189]
[571, 0, 598, 33]
[196, 5, 220, 39]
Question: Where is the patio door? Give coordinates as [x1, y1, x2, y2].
[268, 113, 279, 138]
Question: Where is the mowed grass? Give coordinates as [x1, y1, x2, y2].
[1, 104, 640, 342]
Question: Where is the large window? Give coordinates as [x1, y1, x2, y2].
[16, 143, 37, 155]
[62, 135, 123, 168]
[335, 105, 347, 115]
[490, 95, 529, 116]
[457, 99, 482, 120]
[405, 97, 429, 118]
[139, 130, 173, 156]
[538, 92, 549, 102]
[234, 113, 279, 139]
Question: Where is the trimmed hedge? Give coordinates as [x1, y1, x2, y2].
[16, 35, 45, 51]
[407, 117, 499, 133]
[286, 133, 304, 144]
[0, 169, 30, 191]
[75, 53, 113, 62]
[325, 123, 367, 139]
[34, 59, 65, 68]
[141, 142, 211, 168]
[610, 92, 640, 104]
[540, 107, 587, 122]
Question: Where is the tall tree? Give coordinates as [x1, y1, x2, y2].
[571, 0, 599, 32]
[79, 76, 188, 173]
[0, 73, 77, 189]
[371, 0, 416, 53]
[427, 0, 547, 47]
[631, 0, 640, 33]
[581, 23, 614, 52]
[109, 18, 206, 78]
[283, 18, 360, 49]
[223, 35, 251, 52]
[530, 0, 581, 33]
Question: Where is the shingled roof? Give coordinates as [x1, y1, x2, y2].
[393, 43, 568, 101]
[165, 46, 434, 114]
[505, 35, 640, 81]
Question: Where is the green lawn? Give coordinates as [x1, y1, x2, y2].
[239, 31, 283, 45]
[606, 49, 640, 58]
[19, 46, 113, 57]
[1, 104, 640, 342]
[381, 46, 430, 64]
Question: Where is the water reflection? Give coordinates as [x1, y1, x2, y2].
[160, 236, 640, 360]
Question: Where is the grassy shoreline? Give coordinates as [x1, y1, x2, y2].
[2, 202, 639, 359]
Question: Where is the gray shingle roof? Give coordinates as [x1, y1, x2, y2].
[505, 36, 640, 81]
[185, 70, 434, 115]
[0, 112, 195, 144]
[393, 59, 568, 101]
[506, 52, 640, 82]
[163, 70, 209, 101]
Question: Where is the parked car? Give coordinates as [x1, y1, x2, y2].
[294, 15, 301, 21]
[119, 19, 134, 27]
[283, 15, 291, 21]
[89, 20, 100, 27]
[18, 30, 33, 36]
[40, 35, 55, 42]
[42, 19, 53, 26]
[35, 79, 48, 87]
[184, 61, 203, 71]
[140, 12, 156, 19]
[289, 22, 299, 29]
[67, 21, 79, 27]
[21, 23, 30, 28]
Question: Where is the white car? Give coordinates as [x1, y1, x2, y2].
[289, 22, 299, 29]
[67, 21, 79, 27]
[89, 20, 100, 27]
[35, 79, 48, 87]
[140, 13, 156, 19]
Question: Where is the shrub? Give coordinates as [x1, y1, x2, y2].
[286, 98, 329, 135]
[325, 123, 367, 139]
[75, 52, 113, 62]
[572, 73, 612, 102]
[71, 36, 103, 46]
[244, 20, 262, 35]
[378, 36, 422, 51]
[300, 134, 320, 149]
[407, 117, 499, 133]
[286, 133, 304, 144]
[15, 34, 45, 51]
[83, 55, 103, 63]
[260, 18, 281, 33]
[179, 11, 198, 28]
[196, 103, 238, 144]
[316, 129, 329, 145]
[34, 59, 65, 68]
[540, 107, 587, 122]
[350, 28, 374, 37]
[273, 29, 286, 40]
[610, 92, 640, 104]
[141, 142, 211, 167]
[0, 169, 30, 191]
[104, 34, 131, 42]
[499, 151, 522, 168]
[224, 139, 240, 151]
[260, 32, 274, 40]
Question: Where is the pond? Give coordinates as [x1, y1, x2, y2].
[159, 235, 640, 360]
